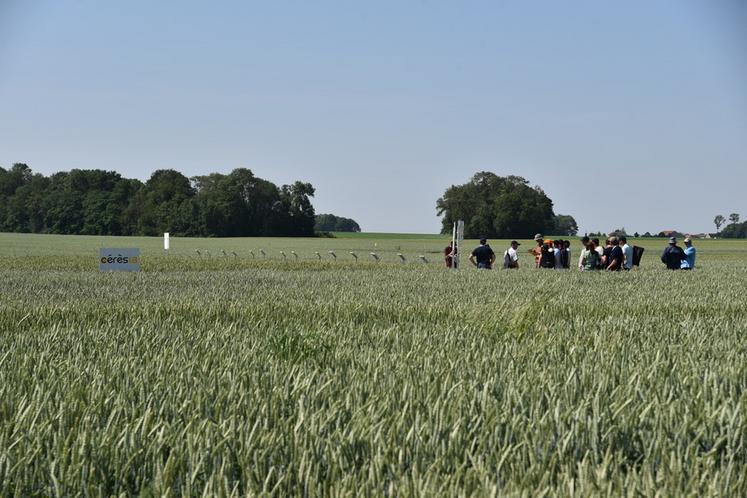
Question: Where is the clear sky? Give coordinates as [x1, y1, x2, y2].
[1, 0, 745, 234]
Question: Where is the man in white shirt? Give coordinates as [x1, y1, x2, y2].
[503, 240, 520, 269]
[620, 236, 633, 270]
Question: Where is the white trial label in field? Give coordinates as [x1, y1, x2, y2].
[99, 248, 140, 272]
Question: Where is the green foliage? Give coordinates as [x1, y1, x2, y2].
[437, 172, 556, 239]
[553, 214, 579, 236]
[0, 164, 316, 237]
[314, 213, 361, 233]
[720, 220, 747, 238]
[1, 233, 746, 496]
[714, 214, 726, 232]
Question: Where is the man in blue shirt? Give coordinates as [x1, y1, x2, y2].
[681, 237, 696, 270]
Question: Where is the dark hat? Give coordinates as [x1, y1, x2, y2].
[511, 240, 520, 245]
[479, 238, 487, 244]
[669, 237, 676, 244]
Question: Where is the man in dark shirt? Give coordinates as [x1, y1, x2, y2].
[469, 238, 496, 269]
[661, 237, 686, 270]
[606, 236, 624, 271]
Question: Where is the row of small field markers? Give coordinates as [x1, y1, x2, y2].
[190, 249, 429, 263]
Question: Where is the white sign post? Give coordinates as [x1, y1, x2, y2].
[452, 220, 464, 269]
[99, 248, 140, 272]
[164, 232, 170, 251]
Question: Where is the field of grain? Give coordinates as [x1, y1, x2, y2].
[1, 232, 746, 496]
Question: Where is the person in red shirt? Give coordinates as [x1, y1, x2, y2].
[444, 242, 457, 268]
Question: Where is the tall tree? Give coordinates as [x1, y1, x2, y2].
[136, 169, 196, 236]
[437, 172, 556, 239]
[278, 181, 316, 236]
[714, 214, 726, 233]
[729, 213, 740, 225]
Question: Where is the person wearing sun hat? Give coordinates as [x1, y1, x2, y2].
[681, 236, 696, 270]
[661, 236, 686, 270]
[529, 233, 543, 268]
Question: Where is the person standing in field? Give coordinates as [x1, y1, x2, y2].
[539, 240, 556, 269]
[605, 236, 624, 271]
[578, 236, 590, 269]
[661, 237, 686, 270]
[601, 237, 613, 267]
[553, 240, 563, 269]
[581, 239, 601, 271]
[620, 236, 633, 270]
[681, 237, 696, 270]
[563, 240, 571, 269]
[444, 242, 457, 268]
[592, 238, 604, 260]
[529, 234, 543, 268]
[469, 238, 496, 269]
[503, 240, 521, 269]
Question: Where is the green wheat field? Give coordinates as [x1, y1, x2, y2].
[1, 232, 746, 497]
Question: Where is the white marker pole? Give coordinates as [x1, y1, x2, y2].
[455, 220, 464, 270]
[164, 232, 170, 251]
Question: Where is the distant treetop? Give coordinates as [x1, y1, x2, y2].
[436, 172, 568, 239]
[314, 214, 361, 233]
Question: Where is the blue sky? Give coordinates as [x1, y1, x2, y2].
[1, 0, 745, 234]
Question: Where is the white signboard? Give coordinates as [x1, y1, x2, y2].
[99, 248, 140, 272]
[164, 232, 170, 250]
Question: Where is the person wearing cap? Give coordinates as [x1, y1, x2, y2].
[469, 238, 496, 269]
[681, 237, 696, 270]
[529, 234, 543, 268]
[661, 237, 686, 270]
[503, 240, 521, 269]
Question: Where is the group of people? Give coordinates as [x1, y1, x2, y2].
[445, 233, 697, 271]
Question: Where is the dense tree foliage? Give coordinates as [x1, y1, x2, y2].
[436, 172, 557, 239]
[720, 220, 747, 238]
[552, 214, 579, 236]
[314, 214, 361, 232]
[0, 163, 316, 237]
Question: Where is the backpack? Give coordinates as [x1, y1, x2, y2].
[540, 250, 555, 269]
[560, 249, 569, 269]
[503, 250, 512, 269]
[632, 246, 645, 266]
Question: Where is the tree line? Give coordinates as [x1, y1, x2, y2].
[714, 213, 745, 238]
[0, 163, 317, 237]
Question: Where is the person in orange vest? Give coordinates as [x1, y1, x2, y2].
[529, 233, 543, 268]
